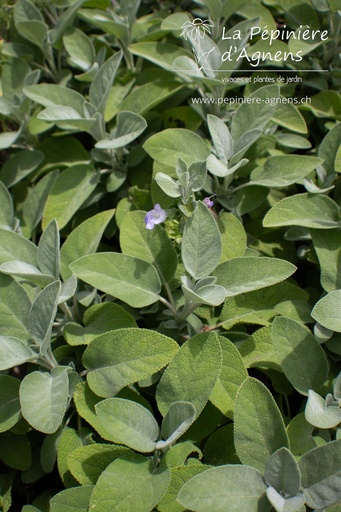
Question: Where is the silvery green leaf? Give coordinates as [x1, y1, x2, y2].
[71, 253, 161, 308]
[195, 276, 217, 288]
[58, 274, 77, 304]
[299, 440, 341, 509]
[231, 128, 263, 164]
[89, 453, 170, 512]
[95, 111, 147, 149]
[314, 323, 333, 343]
[207, 114, 233, 163]
[231, 84, 280, 143]
[23, 170, 59, 236]
[304, 178, 334, 194]
[318, 122, 341, 174]
[312, 290, 341, 332]
[64, 302, 136, 347]
[251, 156, 323, 188]
[264, 448, 301, 496]
[0, 261, 54, 287]
[37, 106, 89, 122]
[67, 444, 130, 486]
[0, 149, 44, 188]
[178, 171, 190, 194]
[120, 211, 177, 284]
[234, 378, 289, 473]
[95, 398, 159, 453]
[182, 283, 226, 306]
[334, 373, 341, 400]
[173, 56, 205, 77]
[271, 316, 328, 396]
[266, 487, 305, 512]
[276, 133, 311, 149]
[0, 274, 31, 342]
[0, 375, 21, 433]
[143, 128, 211, 167]
[263, 193, 341, 229]
[28, 281, 60, 358]
[50, 0, 87, 44]
[63, 27, 95, 71]
[177, 464, 268, 512]
[50, 486, 93, 512]
[176, 158, 187, 179]
[0, 182, 14, 230]
[157, 401, 196, 450]
[188, 161, 207, 191]
[189, 32, 221, 78]
[20, 367, 69, 434]
[182, 201, 222, 280]
[210, 335, 248, 419]
[214, 257, 296, 298]
[305, 390, 341, 428]
[60, 209, 115, 281]
[83, 328, 178, 397]
[207, 154, 230, 177]
[42, 164, 99, 230]
[158, 464, 208, 512]
[89, 51, 123, 115]
[155, 173, 181, 198]
[156, 332, 222, 418]
[23, 84, 85, 115]
[0, 130, 21, 150]
[38, 219, 60, 279]
[0, 97, 12, 116]
[0, 336, 36, 371]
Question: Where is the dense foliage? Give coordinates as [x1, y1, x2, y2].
[0, 0, 341, 510]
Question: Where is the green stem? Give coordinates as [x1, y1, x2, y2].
[163, 280, 178, 313]
[59, 302, 74, 321]
[180, 301, 199, 320]
[159, 296, 178, 318]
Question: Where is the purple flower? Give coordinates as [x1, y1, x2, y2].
[144, 204, 167, 230]
[203, 197, 214, 208]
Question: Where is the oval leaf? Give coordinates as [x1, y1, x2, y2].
[60, 209, 115, 280]
[95, 398, 159, 453]
[43, 164, 99, 230]
[177, 464, 268, 512]
[264, 447, 301, 496]
[209, 335, 248, 418]
[0, 375, 21, 432]
[299, 440, 341, 509]
[234, 378, 289, 472]
[89, 453, 171, 512]
[271, 316, 328, 395]
[182, 201, 222, 280]
[20, 368, 69, 434]
[70, 253, 161, 308]
[251, 156, 323, 188]
[213, 257, 296, 297]
[156, 332, 222, 418]
[305, 390, 341, 429]
[83, 328, 179, 397]
[120, 211, 178, 284]
[143, 128, 210, 167]
[263, 193, 340, 229]
[0, 336, 35, 371]
[311, 290, 341, 332]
